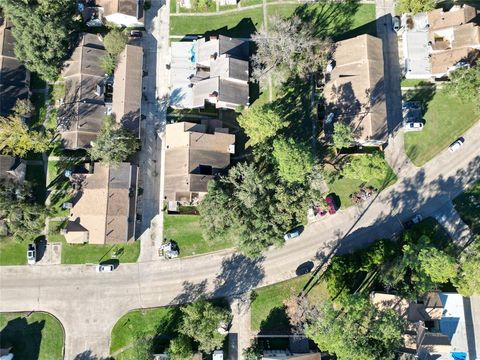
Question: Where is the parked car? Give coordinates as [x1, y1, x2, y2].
[402, 101, 421, 112]
[129, 30, 143, 38]
[404, 122, 424, 132]
[27, 243, 36, 265]
[325, 196, 337, 214]
[284, 228, 301, 241]
[392, 16, 401, 32]
[96, 264, 115, 272]
[449, 138, 464, 152]
[403, 214, 423, 229]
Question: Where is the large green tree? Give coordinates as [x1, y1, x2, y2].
[341, 152, 390, 183]
[103, 28, 128, 57]
[332, 123, 355, 149]
[444, 65, 480, 113]
[396, 0, 436, 15]
[88, 115, 139, 166]
[418, 247, 457, 284]
[273, 137, 314, 183]
[179, 299, 231, 353]
[0, 0, 76, 81]
[238, 105, 287, 146]
[0, 115, 50, 156]
[167, 335, 195, 360]
[454, 237, 480, 296]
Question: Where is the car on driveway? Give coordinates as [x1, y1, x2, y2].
[96, 264, 115, 273]
[129, 30, 143, 38]
[449, 138, 464, 152]
[392, 16, 401, 32]
[27, 244, 36, 265]
[325, 196, 337, 214]
[404, 122, 424, 132]
[403, 214, 423, 229]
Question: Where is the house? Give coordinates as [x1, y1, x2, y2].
[170, 35, 250, 110]
[0, 155, 26, 184]
[323, 34, 388, 146]
[0, 18, 30, 116]
[78, 0, 144, 27]
[63, 162, 138, 244]
[164, 121, 235, 206]
[112, 44, 143, 136]
[402, 5, 480, 79]
[371, 292, 472, 359]
[58, 33, 111, 149]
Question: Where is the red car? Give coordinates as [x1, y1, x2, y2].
[325, 196, 337, 214]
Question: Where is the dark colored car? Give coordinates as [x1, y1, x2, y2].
[325, 196, 337, 215]
[130, 30, 143, 38]
[403, 214, 423, 229]
[393, 16, 401, 32]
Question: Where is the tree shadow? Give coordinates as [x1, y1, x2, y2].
[402, 82, 436, 118]
[258, 306, 291, 335]
[170, 279, 208, 305]
[0, 316, 44, 360]
[180, 17, 258, 39]
[73, 350, 112, 360]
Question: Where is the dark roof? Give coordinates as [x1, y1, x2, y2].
[219, 79, 249, 106]
[218, 35, 249, 60]
[0, 23, 29, 116]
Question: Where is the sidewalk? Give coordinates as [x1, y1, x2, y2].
[229, 294, 252, 360]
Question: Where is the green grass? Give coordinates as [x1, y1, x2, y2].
[404, 88, 479, 166]
[164, 214, 235, 256]
[0, 238, 27, 265]
[26, 164, 47, 203]
[240, 0, 262, 6]
[179, 0, 217, 13]
[400, 79, 432, 87]
[453, 181, 480, 234]
[0, 312, 64, 360]
[251, 274, 328, 333]
[110, 307, 181, 357]
[170, 0, 177, 12]
[30, 92, 46, 128]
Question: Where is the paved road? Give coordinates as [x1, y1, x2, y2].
[1, 121, 479, 358]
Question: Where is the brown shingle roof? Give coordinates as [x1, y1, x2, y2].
[324, 34, 387, 144]
[452, 23, 480, 48]
[96, 0, 143, 21]
[431, 47, 479, 74]
[427, 5, 477, 30]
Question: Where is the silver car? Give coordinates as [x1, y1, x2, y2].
[404, 122, 423, 132]
[96, 264, 115, 272]
[284, 229, 301, 241]
[27, 244, 36, 265]
[448, 138, 464, 152]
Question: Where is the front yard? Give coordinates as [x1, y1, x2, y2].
[0, 312, 64, 360]
[453, 181, 480, 234]
[163, 214, 235, 257]
[403, 87, 479, 166]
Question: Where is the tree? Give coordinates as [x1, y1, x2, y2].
[444, 65, 480, 113]
[13, 99, 35, 118]
[252, 15, 331, 81]
[396, 0, 436, 14]
[418, 247, 457, 284]
[237, 105, 287, 146]
[341, 152, 390, 183]
[242, 342, 261, 360]
[273, 137, 314, 183]
[167, 335, 195, 360]
[103, 28, 128, 57]
[332, 123, 354, 149]
[0, 115, 50, 156]
[179, 299, 232, 353]
[88, 115, 139, 166]
[100, 54, 117, 75]
[305, 296, 404, 360]
[454, 237, 480, 296]
[0, 0, 76, 81]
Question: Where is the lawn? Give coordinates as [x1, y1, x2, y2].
[26, 164, 47, 203]
[164, 214, 235, 256]
[110, 307, 181, 358]
[400, 79, 432, 87]
[404, 88, 479, 166]
[0, 312, 64, 360]
[48, 221, 141, 264]
[0, 238, 27, 265]
[29, 92, 47, 128]
[250, 274, 328, 333]
[453, 181, 480, 234]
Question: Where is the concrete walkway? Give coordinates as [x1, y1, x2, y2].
[433, 202, 474, 247]
[229, 294, 252, 360]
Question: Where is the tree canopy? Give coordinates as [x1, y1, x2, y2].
[0, 115, 50, 156]
[332, 123, 355, 149]
[273, 137, 314, 183]
[341, 152, 390, 183]
[103, 28, 128, 57]
[237, 105, 287, 146]
[88, 116, 139, 166]
[444, 65, 480, 113]
[0, 0, 76, 81]
[453, 237, 480, 296]
[396, 0, 436, 15]
[418, 247, 457, 284]
[167, 335, 195, 360]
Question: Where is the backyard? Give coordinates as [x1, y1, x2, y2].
[164, 214, 235, 256]
[250, 274, 328, 333]
[453, 181, 480, 234]
[0, 312, 64, 360]
[403, 86, 479, 166]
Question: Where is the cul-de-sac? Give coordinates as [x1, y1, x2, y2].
[0, 0, 479, 359]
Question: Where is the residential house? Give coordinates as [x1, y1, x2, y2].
[112, 44, 143, 136]
[0, 155, 26, 184]
[371, 292, 473, 359]
[0, 17, 30, 116]
[323, 34, 388, 146]
[78, 0, 144, 27]
[164, 121, 235, 206]
[63, 162, 138, 244]
[402, 4, 480, 79]
[58, 33, 142, 149]
[170, 35, 250, 110]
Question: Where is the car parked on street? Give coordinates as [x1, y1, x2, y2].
[449, 138, 465, 152]
[284, 228, 302, 241]
[129, 30, 143, 38]
[393, 16, 401, 32]
[403, 214, 423, 229]
[404, 122, 424, 132]
[96, 264, 115, 272]
[27, 244, 36, 265]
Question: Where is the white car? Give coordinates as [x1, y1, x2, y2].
[404, 122, 423, 132]
[27, 244, 36, 265]
[448, 138, 464, 152]
[284, 229, 301, 241]
[96, 264, 115, 272]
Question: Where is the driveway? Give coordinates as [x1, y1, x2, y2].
[1, 121, 479, 359]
